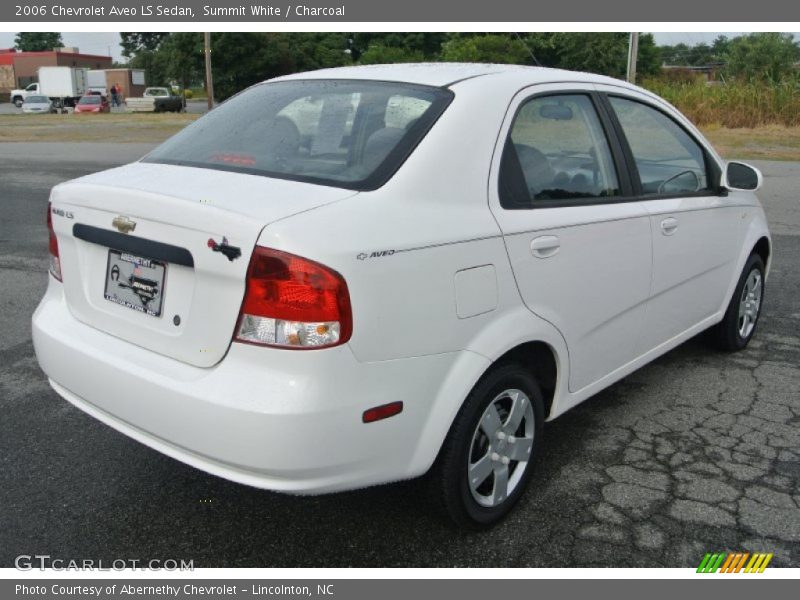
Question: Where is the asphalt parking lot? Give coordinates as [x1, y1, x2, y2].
[1, 143, 798, 568]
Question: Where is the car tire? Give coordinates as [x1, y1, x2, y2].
[13, 97, 23, 108]
[707, 253, 765, 352]
[429, 363, 544, 529]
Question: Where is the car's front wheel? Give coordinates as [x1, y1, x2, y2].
[708, 253, 765, 351]
[430, 364, 543, 529]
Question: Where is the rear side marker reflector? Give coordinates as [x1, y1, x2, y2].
[362, 402, 403, 423]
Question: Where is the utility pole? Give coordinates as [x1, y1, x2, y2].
[204, 32, 215, 110]
[626, 32, 639, 84]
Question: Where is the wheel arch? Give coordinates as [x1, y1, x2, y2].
[491, 341, 558, 420]
[407, 307, 570, 478]
[718, 215, 771, 319]
[752, 236, 771, 273]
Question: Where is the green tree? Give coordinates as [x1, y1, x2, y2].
[207, 33, 350, 100]
[284, 32, 351, 71]
[549, 33, 660, 80]
[208, 33, 282, 101]
[711, 35, 731, 61]
[440, 34, 531, 64]
[14, 32, 63, 51]
[358, 45, 425, 65]
[120, 33, 169, 58]
[635, 34, 662, 77]
[158, 32, 204, 92]
[724, 32, 800, 82]
[127, 50, 163, 86]
[351, 33, 446, 61]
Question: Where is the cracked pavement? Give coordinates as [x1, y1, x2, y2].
[0, 145, 798, 567]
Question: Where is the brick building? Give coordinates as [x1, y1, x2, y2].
[0, 48, 112, 95]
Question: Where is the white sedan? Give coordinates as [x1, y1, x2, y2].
[33, 64, 771, 528]
[22, 95, 54, 114]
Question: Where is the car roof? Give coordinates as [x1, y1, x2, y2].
[269, 62, 637, 90]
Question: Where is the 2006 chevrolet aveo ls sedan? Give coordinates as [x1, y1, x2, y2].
[33, 64, 771, 528]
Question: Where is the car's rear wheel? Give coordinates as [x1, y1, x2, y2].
[430, 363, 543, 529]
[708, 254, 765, 351]
[13, 96, 23, 108]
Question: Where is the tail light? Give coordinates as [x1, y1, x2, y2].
[234, 247, 352, 349]
[47, 203, 62, 281]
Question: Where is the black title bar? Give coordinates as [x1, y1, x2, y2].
[5, 0, 800, 22]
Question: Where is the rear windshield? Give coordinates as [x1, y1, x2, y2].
[143, 79, 454, 190]
[79, 96, 101, 105]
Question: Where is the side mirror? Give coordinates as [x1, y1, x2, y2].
[722, 161, 763, 192]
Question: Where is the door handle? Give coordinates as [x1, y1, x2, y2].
[530, 235, 560, 258]
[660, 217, 678, 236]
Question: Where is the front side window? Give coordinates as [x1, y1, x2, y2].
[144, 80, 453, 191]
[609, 96, 710, 196]
[500, 94, 620, 208]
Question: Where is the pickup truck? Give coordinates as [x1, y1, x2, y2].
[11, 82, 39, 107]
[126, 87, 184, 113]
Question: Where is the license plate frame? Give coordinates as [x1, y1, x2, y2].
[103, 249, 167, 318]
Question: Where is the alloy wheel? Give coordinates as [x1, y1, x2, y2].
[738, 268, 762, 338]
[467, 389, 535, 507]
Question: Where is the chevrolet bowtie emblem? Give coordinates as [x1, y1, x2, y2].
[112, 216, 136, 234]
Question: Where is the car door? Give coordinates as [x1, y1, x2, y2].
[489, 85, 652, 393]
[599, 88, 748, 353]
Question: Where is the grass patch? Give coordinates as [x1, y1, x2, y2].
[0, 113, 199, 144]
[643, 79, 800, 128]
[701, 125, 800, 161]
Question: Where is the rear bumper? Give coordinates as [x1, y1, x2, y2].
[32, 278, 467, 493]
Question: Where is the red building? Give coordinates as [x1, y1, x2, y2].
[0, 48, 113, 95]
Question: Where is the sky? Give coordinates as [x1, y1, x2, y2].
[0, 32, 798, 63]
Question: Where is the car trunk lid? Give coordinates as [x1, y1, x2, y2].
[49, 162, 357, 368]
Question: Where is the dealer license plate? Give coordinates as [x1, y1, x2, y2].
[103, 250, 166, 317]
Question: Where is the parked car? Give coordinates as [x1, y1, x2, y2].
[74, 95, 110, 114]
[33, 64, 771, 528]
[21, 95, 54, 114]
[125, 87, 184, 113]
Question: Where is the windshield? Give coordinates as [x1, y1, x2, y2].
[143, 79, 453, 190]
[79, 96, 102, 105]
[25, 96, 48, 103]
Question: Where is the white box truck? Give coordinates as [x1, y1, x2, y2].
[86, 70, 108, 96]
[10, 67, 88, 111]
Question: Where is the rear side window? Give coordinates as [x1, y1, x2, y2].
[609, 97, 710, 196]
[500, 94, 621, 208]
[144, 80, 453, 191]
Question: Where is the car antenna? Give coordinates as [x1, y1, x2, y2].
[514, 32, 542, 67]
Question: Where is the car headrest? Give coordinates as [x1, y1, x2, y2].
[362, 127, 405, 170]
